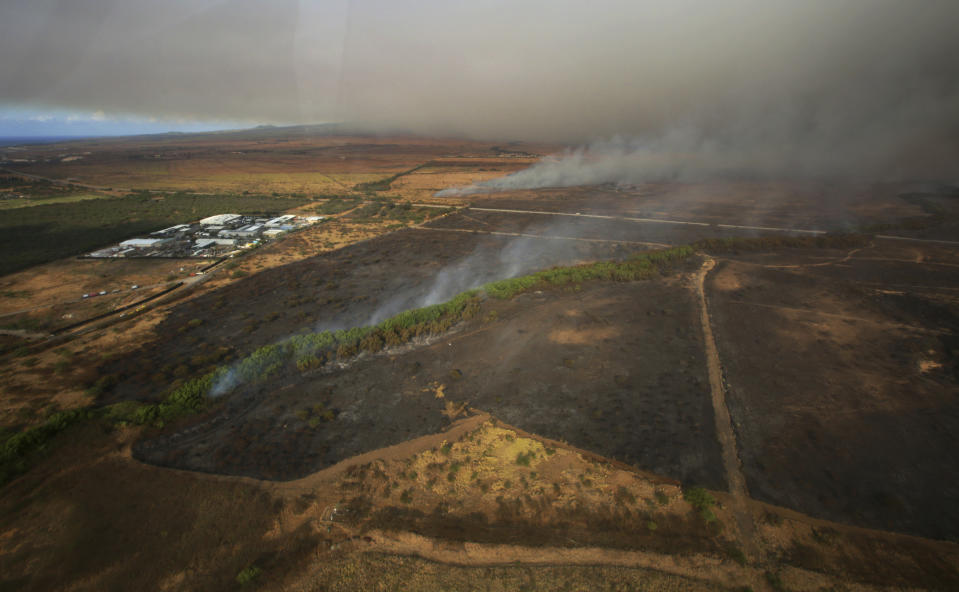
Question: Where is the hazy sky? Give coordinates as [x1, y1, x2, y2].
[1, 0, 957, 175]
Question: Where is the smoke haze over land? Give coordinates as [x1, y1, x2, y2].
[2, 1, 958, 177]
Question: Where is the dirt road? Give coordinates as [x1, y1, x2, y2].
[694, 256, 756, 555]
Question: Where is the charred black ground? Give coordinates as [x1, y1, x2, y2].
[99, 184, 959, 540]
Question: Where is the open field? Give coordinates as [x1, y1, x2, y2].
[1, 131, 958, 590]
[1, 128, 555, 196]
[0, 192, 111, 210]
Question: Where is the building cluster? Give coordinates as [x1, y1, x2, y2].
[85, 213, 324, 259]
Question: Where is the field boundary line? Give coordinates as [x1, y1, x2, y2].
[695, 256, 756, 556]
[413, 226, 670, 248]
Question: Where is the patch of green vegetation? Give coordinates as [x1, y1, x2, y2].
[725, 545, 748, 566]
[614, 486, 636, 505]
[236, 565, 262, 586]
[85, 374, 118, 397]
[295, 403, 337, 427]
[654, 489, 670, 506]
[112, 370, 223, 428]
[765, 570, 785, 591]
[482, 246, 696, 299]
[0, 408, 92, 485]
[314, 196, 362, 215]
[347, 200, 448, 224]
[0, 191, 309, 276]
[683, 486, 718, 523]
[353, 164, 425, 192]
[5, 380, 222, 482]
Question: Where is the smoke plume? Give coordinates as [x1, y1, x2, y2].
[2, 1, 958, 181]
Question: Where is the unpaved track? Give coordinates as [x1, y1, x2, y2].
[694, 256, 756, 555]
[347, 529, 905, 592]
[761, 247, 864, 269]
[360, 529, 761, 590]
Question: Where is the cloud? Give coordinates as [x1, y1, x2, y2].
[1, 1, 957, 177]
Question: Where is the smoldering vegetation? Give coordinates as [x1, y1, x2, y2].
[98, 215, 653, 404]
[133, 256, 723, 488]
[195, 216, 659, 397]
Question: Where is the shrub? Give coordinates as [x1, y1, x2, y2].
[0, 408, 91, 485]
[614, 486, 636, 505]
[236, 565, 262, 586]
[85, 374, 118, 397]
[684, 486, 718, 522]
[763, 511, 783, 526]
[765, 571, 785, 591]
[726, 545, 748, 566]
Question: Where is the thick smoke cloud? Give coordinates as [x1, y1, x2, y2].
[1, 1, 957, 177]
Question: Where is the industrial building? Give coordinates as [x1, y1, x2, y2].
[83, 212, 324, 259]
[199, 213, 243, 226]
[119, 237, 171, 248]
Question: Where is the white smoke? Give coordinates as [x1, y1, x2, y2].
[209, 368, 239, 398]
[438, 117, 959, 198]
[365, 222, 592, 326]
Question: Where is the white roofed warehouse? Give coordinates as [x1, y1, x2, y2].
[119, 237, 171, 248]
[199, 214, 242, 226]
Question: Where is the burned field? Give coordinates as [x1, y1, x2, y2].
[707, 242, 959, 540]
[135, 275, 724, 491]
[100, 211, 659, 403]
[93, 185, 959, 544]
[107, 199, 726, 486]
